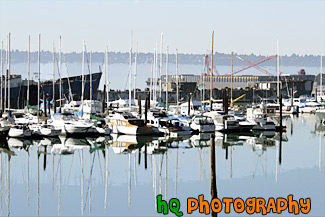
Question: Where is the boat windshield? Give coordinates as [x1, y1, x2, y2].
[194, 116, 214, 125]
[54, 113, 78, 121]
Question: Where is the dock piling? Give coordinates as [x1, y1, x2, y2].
[138, 95, 141, 116]
[188, 93, 191, 116]
[210, 134, 217, 199]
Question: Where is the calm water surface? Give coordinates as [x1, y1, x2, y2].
[0, 114, 324, 216]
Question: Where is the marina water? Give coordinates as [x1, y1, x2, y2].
[0, 114, 324, 216]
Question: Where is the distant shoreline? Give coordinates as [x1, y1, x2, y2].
[1, 50, 323, 67]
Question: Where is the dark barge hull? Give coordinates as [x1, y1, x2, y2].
[1, 72, 102, 109]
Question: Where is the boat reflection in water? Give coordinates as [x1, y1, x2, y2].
[1, 114, 325, 216]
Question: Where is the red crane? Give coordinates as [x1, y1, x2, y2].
[225, 55, 277, 76]
[202, 55, 220, 76]
[236, 55, 274, 76]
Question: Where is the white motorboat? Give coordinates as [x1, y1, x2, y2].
[232, 114, 257, 131]
[50, 113, 92, 135]
[246, 108, 276, 131]
[288, 98, 323, 113]
[145, 109, 192, 135]
[190, 116, 215, 133]
[107, 112, 158, 135]
[203, 111, 240, 132]
[8, 125, 33, 138]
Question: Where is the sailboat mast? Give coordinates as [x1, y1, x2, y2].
[59, 36, 62, 108]
[105, 46, 109, 108]
[27, 35, 30, 106]
[1, 41, 3, 111]
[150, 58, 153, 103]
[8, 33, 11, 111]
[129, 33, 132, 111]
[321, 54, 323, 100]
[176, 49, 179, 114]
[133, 42, 138, 101]
[277, 39, 280, 103]
[165, 46, 168, 110]
[37, 34, 41, 122]
[81, 40, 85, 105]
[159, 33, 163, 101]
[153, 47, 156, 104]
[154, 43, 158, 105]
[230, 52, 233, 108]
[52, 41, 55, 109]
[210, 31, 214, 107]
[4, 40, 6, 111]
[90, 51, 92, 103]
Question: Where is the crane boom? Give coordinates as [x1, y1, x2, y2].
[225, 55, 277, 76]
[236, 55, 274, 76]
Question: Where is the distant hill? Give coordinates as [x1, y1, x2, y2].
[1, 49, 323, 67]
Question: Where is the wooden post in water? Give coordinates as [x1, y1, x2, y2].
[279, 93, 283, 129]
[144, 95, 148, 123]
[188, 93, 191, 116]
[138, 95, 141, 116]
[225, 145, 228, 160]
[225, 87, 229, 114]
[315, 88, 318, 102]
[144, 144, 147, 170]
[54, 100, 57, 113]
[43, 146, 47, 171]
[210, 134, 217, 201]
[138, 148, 141, 165]
[291, 88, 293, 108]
[222, 89, 224, 112]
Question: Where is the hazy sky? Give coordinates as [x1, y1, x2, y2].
[0, 0, 324, 55]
